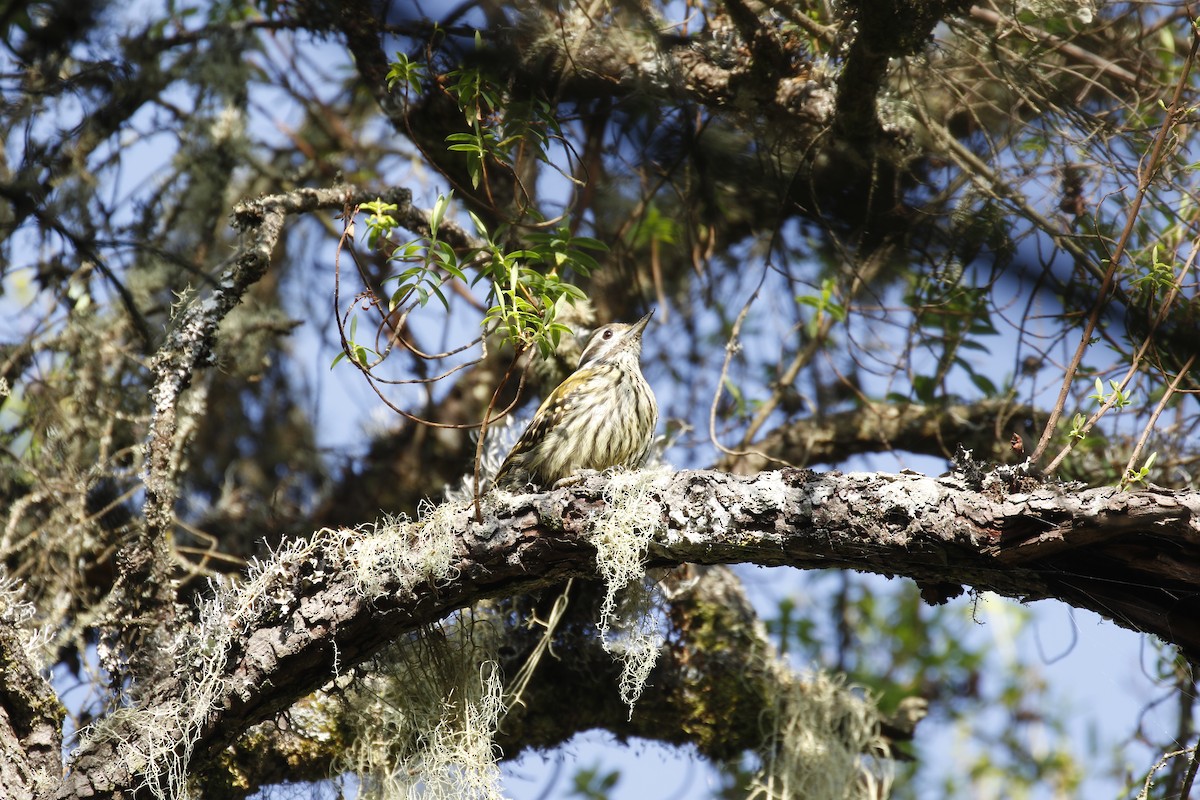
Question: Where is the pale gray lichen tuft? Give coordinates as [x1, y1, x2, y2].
[347, 501, 464, 601]
[342, 613, 505, 800]
[587, 467, 672, 712]
[750, 671, 893, 800]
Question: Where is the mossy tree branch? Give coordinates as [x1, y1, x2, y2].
[193, 564, 889, 800]
[0, 610, 63, 799]
[50, 468, 1200, 799]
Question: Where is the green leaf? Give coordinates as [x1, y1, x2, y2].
[722, 377, 746, 417]
[969, 372, 998, 395]
[386, 52, 424, 94]
[390, 284, 413, 311]
[468, 210, 490, 237]
[913, 374, 937, 403]
[429, 192, 451, 237]
[446, 132, 484, 150]
[429, 281, 450, 310]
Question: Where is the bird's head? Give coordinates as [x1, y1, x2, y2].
[577, 310, 654, 368]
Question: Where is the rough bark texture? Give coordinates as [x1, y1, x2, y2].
[32, 468, 1200, 799]
[0, 620, 64, 799]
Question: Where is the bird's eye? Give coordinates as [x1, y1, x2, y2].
[603, 329, 614, 340]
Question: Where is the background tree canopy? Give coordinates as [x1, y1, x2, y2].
[1, 0, 1199, 798]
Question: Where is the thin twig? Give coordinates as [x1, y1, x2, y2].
[1031, 27, 1200, 469]
[969, 5, 1139, 86]
[473, 350, 527, 521]
[1044, 227, 1200, 474]
[1119, 354, 1195, 486]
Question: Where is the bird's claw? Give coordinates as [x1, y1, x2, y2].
[553, 468, 602, 489]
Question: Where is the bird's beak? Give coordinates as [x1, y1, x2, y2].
[629, 309, 654, 338]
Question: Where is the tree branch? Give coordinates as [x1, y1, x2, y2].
[835, 0, 971, 143]
[56, 468, 1200, 798]
[192, 564, 920, 800]
[719, 398, 1039, 472]
[0, 603, 63, 800]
